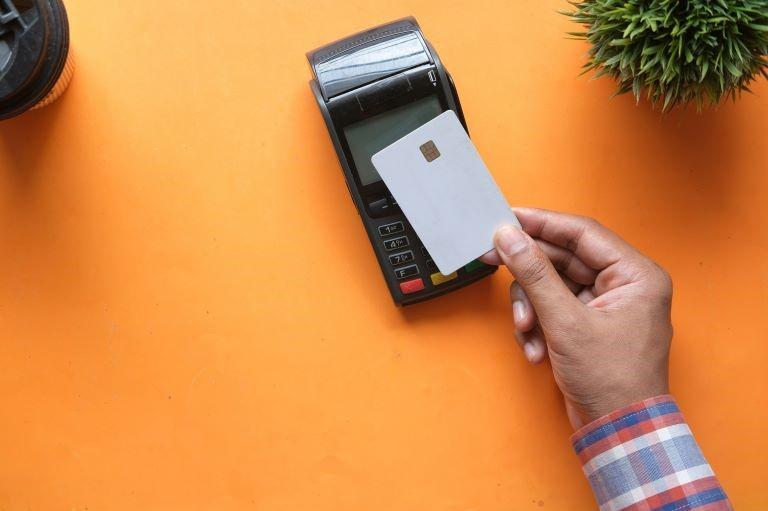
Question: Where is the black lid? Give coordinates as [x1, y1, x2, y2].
[0, 0, 69, 120]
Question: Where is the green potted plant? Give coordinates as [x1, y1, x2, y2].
[565, 0, 768, 111]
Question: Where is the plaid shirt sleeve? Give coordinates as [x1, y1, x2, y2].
[570, 395, 732, 511]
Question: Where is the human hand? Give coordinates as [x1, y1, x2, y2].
[481, 208, 672, 429]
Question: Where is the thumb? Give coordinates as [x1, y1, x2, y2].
[494, 225, 581, 321]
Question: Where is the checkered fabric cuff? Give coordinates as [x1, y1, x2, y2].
[570, 395, 732, 511]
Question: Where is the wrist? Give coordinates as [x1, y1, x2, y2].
[573, 381, 670, 428]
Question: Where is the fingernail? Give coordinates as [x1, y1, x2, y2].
[523, 342, 538, 363]
[513, 300, 526, 324]
[495, 226, 528, 256]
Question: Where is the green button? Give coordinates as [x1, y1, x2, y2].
[464, 259, 487, 273]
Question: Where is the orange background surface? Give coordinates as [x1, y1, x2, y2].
[1, 1, 767, 509]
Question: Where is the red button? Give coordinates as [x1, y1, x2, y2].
[399, 278, 425, 294]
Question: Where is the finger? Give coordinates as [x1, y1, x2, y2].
[483, 240, 601, 288]
[559, 273, 596, 304]
[483, 241, 598, 289]
[479, 249, 502, 266]
[494, 225, 581, 322]
[578, 286, 597, 304]
[510, 281, 537, 333]
[513, 208, 636, 270]
[515, 326, 548, 364]
[559, 272, 584, 295]
[536, 239, 598, 286]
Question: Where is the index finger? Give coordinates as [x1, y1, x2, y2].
[513, 208, 637, 270]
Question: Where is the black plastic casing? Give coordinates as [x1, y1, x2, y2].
[307, 17, 496, 306]
[0, 0, 69, 120]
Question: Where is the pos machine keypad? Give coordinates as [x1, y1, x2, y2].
[375, 210, 488, 297]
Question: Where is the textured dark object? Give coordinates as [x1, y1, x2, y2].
[0, 0, 70, 120]
[565, 0, 768, 111]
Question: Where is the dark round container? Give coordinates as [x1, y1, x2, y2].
[0, 0, 72, 120]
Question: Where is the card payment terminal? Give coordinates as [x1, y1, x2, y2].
[306, 17, 496, 305]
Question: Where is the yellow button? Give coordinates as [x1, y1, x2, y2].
[430, 271, 458, 286]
